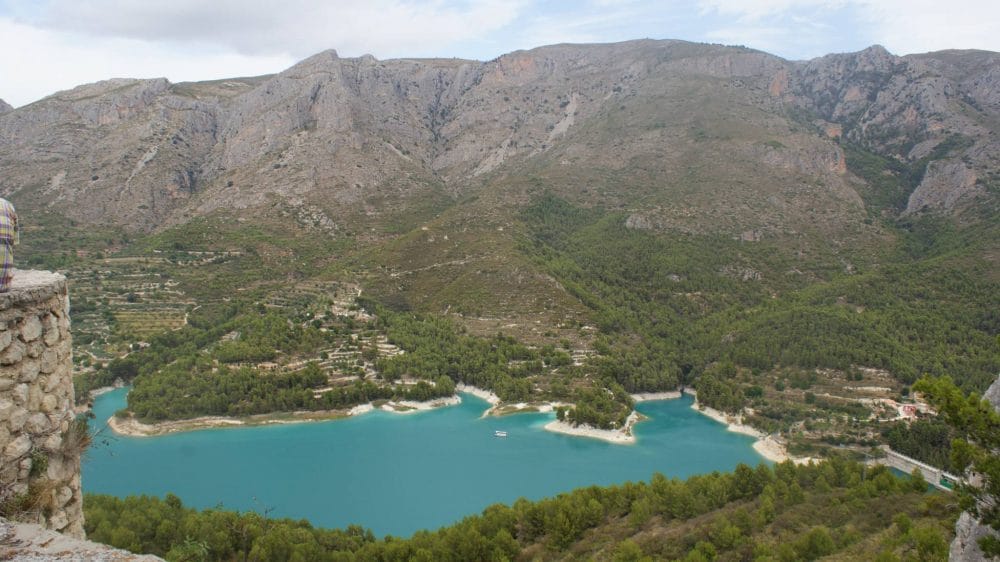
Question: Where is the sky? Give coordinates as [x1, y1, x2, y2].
[1, 0, 998, 108]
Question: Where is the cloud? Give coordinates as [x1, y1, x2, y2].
[698, 0, 1000, 55]
[15, 0, 525, 59]
[0, 18, 294, 107]
[853, 0, 1000, 54]
[0, 0, 526, 106]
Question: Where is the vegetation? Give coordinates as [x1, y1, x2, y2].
[883, 419, 956, 472]
[83, 458, 955, 561]
[913, 375, 1000, 557]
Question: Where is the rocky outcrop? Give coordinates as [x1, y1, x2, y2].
[949, 374, 1000, 561]
[0, 99, 11, 114]
[0, 271, 82, 538]
[1, 517, 163, 561]
[984, 376, 1000, 410]
[791, 46, 999, 214]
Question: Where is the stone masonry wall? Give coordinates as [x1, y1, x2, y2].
[0, 271, 82, 538]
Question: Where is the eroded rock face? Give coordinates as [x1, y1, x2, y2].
[790, 47, 999, 215]
[0, 99, 12, 114]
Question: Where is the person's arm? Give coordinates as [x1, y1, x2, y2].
[12, 208, 17, 246]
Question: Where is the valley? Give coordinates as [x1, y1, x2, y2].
[1, 36, 997, 560]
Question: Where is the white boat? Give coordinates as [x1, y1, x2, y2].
[494, 430, 508, 438]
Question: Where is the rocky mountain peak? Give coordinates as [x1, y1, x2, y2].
[0, 39, 995, 233]
[0, 99, 11, 114]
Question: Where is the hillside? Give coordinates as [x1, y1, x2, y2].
[1, 39, 997, 450]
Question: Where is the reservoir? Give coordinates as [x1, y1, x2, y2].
[83, 389, 764, 537]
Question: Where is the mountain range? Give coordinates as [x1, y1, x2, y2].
[2, 39, 996, 232]
[1, 39, 997, 370]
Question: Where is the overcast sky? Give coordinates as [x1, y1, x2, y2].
[1, 0, 998, 107]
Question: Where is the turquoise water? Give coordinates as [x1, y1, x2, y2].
[83, 389, 764, 537]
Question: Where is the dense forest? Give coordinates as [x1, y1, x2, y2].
[83, 458, 954, 561]
[519, 193, 999, 417]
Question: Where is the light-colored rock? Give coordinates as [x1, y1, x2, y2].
[43, 313, 60, 345]
[1, 339, 24, 364]
[43, 432, 62, 452]
[8, 406, 28, 430]
[26, 339, 45, 358]
[12, 383, 28, 404]
[20, 316, 43, 342]
[26, 411, 50, 433]
[3, 433, 31, 458]
[1, 516, 165, 560]
[39, 348, 59, 374]
[41, 393, 59, 413]
[20, 358, 40, 382]
[0, 397, 13, 418]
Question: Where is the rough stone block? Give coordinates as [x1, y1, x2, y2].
[0, 374, 13, 391]
[26, 340, 44, 359]
[3, 433, 31, 458]
[19, 359, 40, 382]
[39, 348, 59, 374]
[56, 486, 74, 507]
[0, 339, 25, 364]
[12, 383, 28, 404]
[20, 316, 43, 342]
[0, 426, 10, 450]
[27, 385, 42, 410]
[0, 464, 17, 484]
[40, 393, 58, 413]
[26, 412, 49, 433]
[0, 329, 11, 352]
[8, 406, 28, 431]
[48, 511, 69, 531]
[0, 397, 13, 419]
[43, 314, 59, 346]
[43, 432, 62, 452]
[41, 374, 56, 393]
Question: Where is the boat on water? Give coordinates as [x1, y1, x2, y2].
[494, 430, 508, 438]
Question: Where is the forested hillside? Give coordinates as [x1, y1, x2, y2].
[83, 458, 955, 561]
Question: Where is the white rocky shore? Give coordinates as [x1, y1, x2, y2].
[690, 401, 815, 465]
[544, 411, 642, 444]
[108, 394, 466, 437]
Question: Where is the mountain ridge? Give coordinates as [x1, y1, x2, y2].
[2, 39, 997, 235]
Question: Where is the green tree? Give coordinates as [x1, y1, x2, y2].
[913, 375, 1000, 557]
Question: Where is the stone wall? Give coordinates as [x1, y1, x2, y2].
[0, 271, 82, 538]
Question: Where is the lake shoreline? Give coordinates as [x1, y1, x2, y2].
[103, 384, 809, 463]
[103, 385, 693, 444]
[106, 394, 466, 437]
[688, 400, 815, 465]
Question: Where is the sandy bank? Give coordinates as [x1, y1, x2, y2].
[379, 395, 462, 413]
[631, 391, 681, 402]
[107, 394, 464, 437]
[690, 401, 814, 465]
[543, 411, 641, 445]
[455, 383, 500, 405]
[692, 403, 765, 438]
